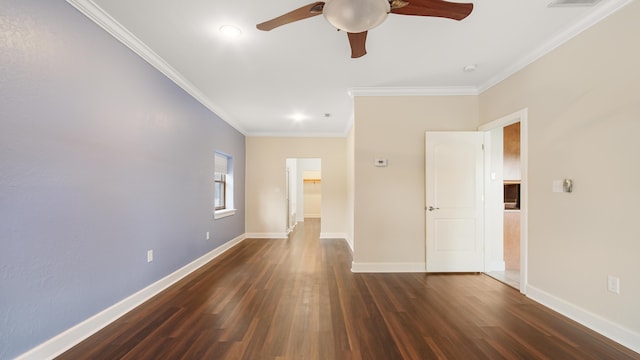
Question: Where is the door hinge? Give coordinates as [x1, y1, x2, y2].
[482, 144, 485, 150]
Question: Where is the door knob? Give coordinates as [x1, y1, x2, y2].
[427, 206, 440, 211]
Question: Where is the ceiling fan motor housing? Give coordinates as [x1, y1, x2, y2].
[323, 0, 391, 33]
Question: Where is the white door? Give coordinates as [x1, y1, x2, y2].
[426, 132, 484, 272]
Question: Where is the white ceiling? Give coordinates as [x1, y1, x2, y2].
[71, 0, 629, 136]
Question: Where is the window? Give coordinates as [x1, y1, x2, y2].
[214, 172, 226, 210]
[214, 152, 235, 219]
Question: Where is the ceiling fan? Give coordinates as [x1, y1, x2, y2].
[256, 0, 473, 58]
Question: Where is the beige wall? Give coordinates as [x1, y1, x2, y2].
[353, 96, 479, 266]
[246, 137, 347, 237]
[480, 1, 640, 334]
[303, 181, 322, 218]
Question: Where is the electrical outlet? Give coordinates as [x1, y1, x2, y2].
[206, 232, 210, 240]
[147, 250, 153, 263]
[607, 275, 620, 294]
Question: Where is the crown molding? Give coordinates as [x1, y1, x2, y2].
[244, 131, 348, 138]
[65, 0, 247, 135]
[349, 86, 479, 97]
[478, 0, 633, 93]
[350, 0, 632, 97]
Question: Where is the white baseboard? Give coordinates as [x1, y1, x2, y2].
[245, 233, 288, 239]
[320, 233, 351, 254]
[526, 285, 640, 354]
[320, 232, 347, 239]
[16, 234, 247, 360]
[351, 262, 426, 273]
[344, 235, 354, 253]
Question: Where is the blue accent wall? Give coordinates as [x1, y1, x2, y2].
[0, 1, 245, 358]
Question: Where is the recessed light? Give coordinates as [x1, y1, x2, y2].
[219, 25, 242, 38]
[291, 113, 307, 122]
[463, 64, 477, 73]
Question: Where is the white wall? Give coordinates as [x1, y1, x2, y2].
[479, 0, 640, 346]
[246, 137, 347, 238]
[285, 158, 297, 232]
[346, 126, 355, 251]
[352, 96, 479, 269]
[484, 127, 505, 272]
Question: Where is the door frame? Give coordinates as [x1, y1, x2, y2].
[478, 108, 529, 294]
[285, 158, 322, 232]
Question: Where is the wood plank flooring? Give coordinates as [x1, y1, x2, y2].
[58, 219, 639, 359]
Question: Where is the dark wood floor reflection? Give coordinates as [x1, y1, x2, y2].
[58, 219, 639, 359]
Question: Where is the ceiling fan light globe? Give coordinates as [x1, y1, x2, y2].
[323, 0, 390, 33]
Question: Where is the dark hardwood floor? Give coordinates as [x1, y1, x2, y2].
[58, 219, 639, 359]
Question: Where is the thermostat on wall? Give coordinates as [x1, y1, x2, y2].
[374, 159, 388, 167]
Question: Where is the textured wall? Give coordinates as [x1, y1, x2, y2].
[0, 1, 244, 358]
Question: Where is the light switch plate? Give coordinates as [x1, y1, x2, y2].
[607, 275, 620, 294]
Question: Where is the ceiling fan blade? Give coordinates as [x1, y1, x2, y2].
[256, 2, 325, 31]
[391, 0, 473, 21]
[347, 31, 368, 59]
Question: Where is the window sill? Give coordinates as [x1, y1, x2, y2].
[214, 209, 236, 220]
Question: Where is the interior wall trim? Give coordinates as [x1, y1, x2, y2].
[344, 235, 354, 253]
[64, 0, 246, 135]
[351, 262, 426, 273]
[526, 285, 640, 354]
[16, 234, 247, 360]
[349, 86, 479, 97]
[320, 232, 348, 240]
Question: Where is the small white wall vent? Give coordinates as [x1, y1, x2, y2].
[548, 0, 601, 7]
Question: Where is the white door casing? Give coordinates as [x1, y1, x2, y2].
[478, 108, 528, 293]
[426, 132, 484, 272]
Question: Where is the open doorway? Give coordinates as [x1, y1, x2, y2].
[480, 109, 528, 293]
[485, 123, 521, 289]
[285, 158, 321, 234]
